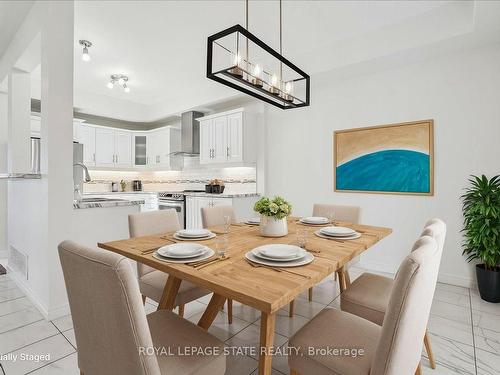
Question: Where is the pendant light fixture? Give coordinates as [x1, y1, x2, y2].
[79, 40, 92, 62]
[207, 0, 310, 109]
[107, 74, 130, 93]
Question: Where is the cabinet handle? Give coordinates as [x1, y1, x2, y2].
[116, 155, 118, 163]
[227, 146, 230, 157]
[93, 153, 95, 162]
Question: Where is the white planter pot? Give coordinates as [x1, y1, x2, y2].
[259, 216, 288, 237]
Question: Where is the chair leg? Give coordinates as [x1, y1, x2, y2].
[289, 300, 295, 317]
[424, 329, 436, 369]
[141, 295, 146, 305]
[178, 304, 185, 318]
[308, 287, 313, 302]
[415, 362, 422, 375]
[334, 272, 337, 282]
[290, 369, 300, 375]
[227, 299, 233, 324]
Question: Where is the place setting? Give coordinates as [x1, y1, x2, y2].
[171, 228, 216, 241]
[297, 216, 333, 226]
[314, 226, 361, 241]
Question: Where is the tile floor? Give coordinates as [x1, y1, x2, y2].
[0, 266, 499, 375]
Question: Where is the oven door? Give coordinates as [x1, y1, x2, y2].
[158, 200, 185, 229]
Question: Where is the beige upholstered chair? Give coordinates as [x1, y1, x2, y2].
[58, 240, 226, 375]
[129, 210, 210, 317]
[289, 203, 361, 317]
[340, 219, 446, 370]
[200, 205, 235, 323]
[289, 235, 440, 375]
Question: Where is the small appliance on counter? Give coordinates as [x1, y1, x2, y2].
[133, 180, 142, 191]
[111, 182, 119, 192]
[205, 179, 225, 194]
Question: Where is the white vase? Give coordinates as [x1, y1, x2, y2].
[259, 215, 288, 237]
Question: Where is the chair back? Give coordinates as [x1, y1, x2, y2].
[129, 210, 180, 277]
[58, 241, 160, 375]
[422, 218, 446, 251]
[201, 205, 236, 228]
[312, 204, 360, 223]
[370, 236, 440, 375]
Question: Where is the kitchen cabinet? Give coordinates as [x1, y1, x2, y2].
[133, 133, 148, 167]
[198, 108, 255, 165]
[94, 128, 115, 167]
[147, 128, 170, 168]
[79, 124, 96, 166]
[114, 130, 132, 167]
[30, 116, 82, 143]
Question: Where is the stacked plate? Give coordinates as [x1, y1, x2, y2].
[315, 226, 361, 240]
[299, 216, 329, 225]
[245, 217, 261, 225]
[173, 229, 216, 241]
[153, 243, 214, 263]
[245, 244, 314, 268]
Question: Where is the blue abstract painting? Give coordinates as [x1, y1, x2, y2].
[334, 121, 433, 195]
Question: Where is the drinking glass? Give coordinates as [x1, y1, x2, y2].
[328, 211, 335, 225]
[216, 235, 229, 258]
[223, 215, 231, 233]
[297, 229, 308, 249]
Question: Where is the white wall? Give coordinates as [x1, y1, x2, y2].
[264, 43, 500, 287]
[0, 92, 7, 258]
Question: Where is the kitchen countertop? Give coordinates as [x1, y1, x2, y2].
[83, 191, 158, 195]
[183, 192, 260, 198]
[73, 198, 145, 209]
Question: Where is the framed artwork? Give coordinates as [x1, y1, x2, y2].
[334, 120, 434, 195]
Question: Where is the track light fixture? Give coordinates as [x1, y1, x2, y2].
[107, 74, 130, 93]
[79, 40, 92, 62]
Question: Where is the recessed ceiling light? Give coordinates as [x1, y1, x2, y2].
[79, 40, 92, 62]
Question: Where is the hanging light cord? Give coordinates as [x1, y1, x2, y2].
[279, 0, 283, 79]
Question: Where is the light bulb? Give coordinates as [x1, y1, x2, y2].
[107, 81, 114, 89]
[253, 64, 261, 78]
[118, 77, 125, 85]
[124, 85, 130, 93]
[271, 74, 278, 87]
[232, 53, 241, 67]
[82, 47, 91, 62]
[285, 81, 293, 94]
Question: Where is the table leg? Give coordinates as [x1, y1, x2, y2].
[258, 312, 276, 375]
[198, 293, 227, 330]
[337, 266, 350, 293]
[157, 275, 182, 310]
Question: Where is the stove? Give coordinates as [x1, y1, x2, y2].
[157, 190, 205, 228]
[158, 192, 184, 201]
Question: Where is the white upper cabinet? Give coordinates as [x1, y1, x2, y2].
[198, 108, 255, 165]
[79, 124, 96, 166]
[132, 133, 148, 167]
[114, 130, 132, 167]
[147, 128, 171, 168]
[95, 128, 115, 167]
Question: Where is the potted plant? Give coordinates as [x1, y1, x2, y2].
[254, 196, 292, 237]
[461, 175, 500, 303]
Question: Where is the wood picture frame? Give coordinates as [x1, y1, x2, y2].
[333, 120, 434, 196]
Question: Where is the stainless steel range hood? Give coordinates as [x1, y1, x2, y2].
[169, 111, 204, 157]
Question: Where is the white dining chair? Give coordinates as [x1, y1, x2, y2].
[200, 205, 236, 324]
[58, 240, 226, 375]
[129, 210, 211, 317]
[289, 235, 440, 375]
[340, 218, 446, 370]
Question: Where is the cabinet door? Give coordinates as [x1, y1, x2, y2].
[226, 112, 243, 162]
[213, 116, 227, 163]
[147, 132, 159, 167]
[185, 197, 197, 229]
[133, 133, 148, 166]
[199, 120, 213, 164]
[79, 125, 96, 166]
[156, 128, 170, 167]
[114, 130, 132, 167]
[94, 128, 115, 167]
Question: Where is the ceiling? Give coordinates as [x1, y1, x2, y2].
[4, 1, 500, 122]
[0, 1, 34, 58]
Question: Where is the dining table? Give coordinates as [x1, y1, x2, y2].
[98, 217, 392, 375]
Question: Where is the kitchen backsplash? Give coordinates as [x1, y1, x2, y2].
[84, 167, 257, 194]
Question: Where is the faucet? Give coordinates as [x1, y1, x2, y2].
[73, 162, 91, 182]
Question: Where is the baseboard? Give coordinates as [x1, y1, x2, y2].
[6, 265, 70, 320]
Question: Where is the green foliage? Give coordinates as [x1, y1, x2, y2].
[461, 175, 500, 269]
[254, 196, 292, 220]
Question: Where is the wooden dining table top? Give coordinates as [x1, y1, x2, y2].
[98, 218, 392, 314]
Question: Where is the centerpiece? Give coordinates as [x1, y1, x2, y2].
[254, 196, 292, 237]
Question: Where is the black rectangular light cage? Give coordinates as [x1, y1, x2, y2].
[207, 24, 310, 110]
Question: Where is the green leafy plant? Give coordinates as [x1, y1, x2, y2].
[254, 196, 292, 220]
[461, 175, 500, 269]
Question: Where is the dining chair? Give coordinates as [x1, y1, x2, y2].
[58, 240, 226, 375]
[289, 235, 440, 375]
[340, 218, 446, 370]
[129, 210, 211, 317]
[200, 205, 236, 324]
[289, 203, 361, 317]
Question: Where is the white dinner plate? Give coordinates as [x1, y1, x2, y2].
[173, 232, 216, 241]
[320, 226, 356, 237]
[176, 229, 212, 238]
[252, 246, 306, 262]
[157, 243, 207, 258]
[153, 248, 215, 264]
[253, 244, 304, 259]
[245, 251, 314, 268]
[314, 231, 361, 240]
[300, 217, 329, 225]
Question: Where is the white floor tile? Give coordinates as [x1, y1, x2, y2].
[183, 300, 209, 319]
[0, 287, 24, 302]
[0, 296, 34, 317]
[224, 351, 258, 375]
[278, 298, 326, 320]
[473, 309, 500, 334]
[0, 319, 59, 355]
[431, 299, 472, 325]
[226, 323, 288, 360]
[471, 289, 500, 316]
[231, 302, 261, 324]
[50, 314, 73, 332]
[28, 352, 79, 375]
[187, 310, 251, 342]
[476, 347, 500, 375]
[433, 287, 471, 308]
[254, 310, 309, 338]
[297, 278, 339, 305]
[427, 314, 474, 346]
[436, 283, 470, 296]
[1, 334, 75, 374]
[474, 326, 500, 355]
[62, 329, 76, 348]
[422, 334, 475, 375]
[0, 307, 43, 334]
